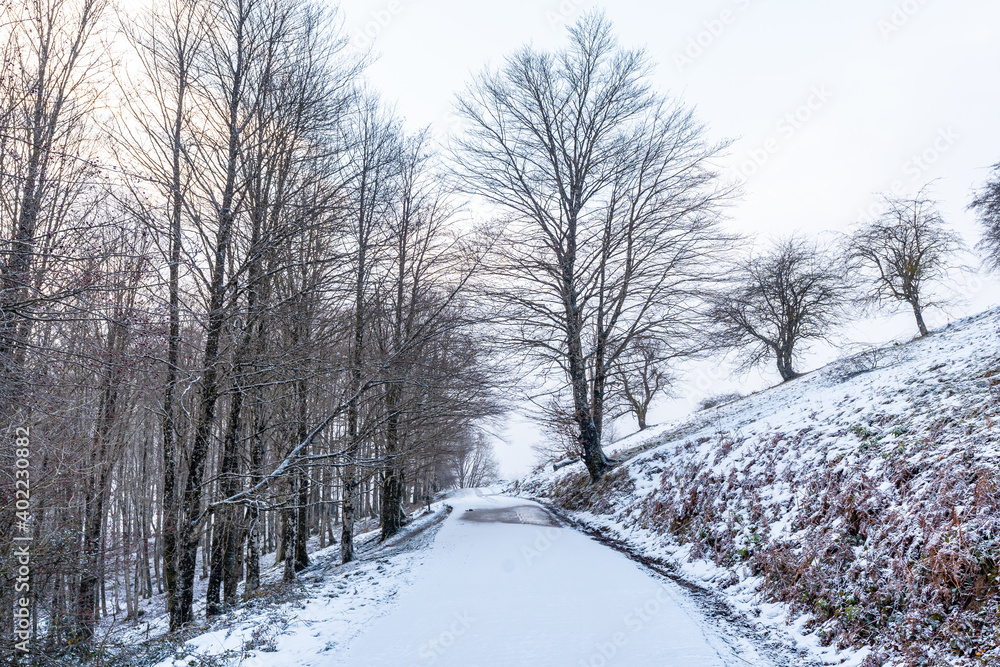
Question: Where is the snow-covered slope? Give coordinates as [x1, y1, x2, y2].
[515, 308, 1000, 667]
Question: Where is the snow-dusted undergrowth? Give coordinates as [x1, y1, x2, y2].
[72, 505, 450, 667]
[515, 308, 1000, 666]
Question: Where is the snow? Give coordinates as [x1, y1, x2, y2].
[127, 489, 807, 667]
[328, 490, 760, 667]
[121, 507, 447, 667]
[514, 307, 1000, 665]
[103, 309, 1000, 667]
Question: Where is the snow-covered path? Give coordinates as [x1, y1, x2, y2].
[329, 490, 769, 667]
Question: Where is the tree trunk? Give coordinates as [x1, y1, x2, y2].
[776, 346, 798, 382]
[243, 386, 266, 599]
[281, 490, 296, 583]
[591, 338, 609, 446]
[294, 374, 310, 571]
[568, 330, 609, 482]
[342, 186, 367, 564]
[160, 39, 188, 621]
[912, 301, 929, 337]
[173, 159, 238, 629]
[206, 376, 245, 615]
[380, 385, 406, 540]
[172, 11, 246, 625]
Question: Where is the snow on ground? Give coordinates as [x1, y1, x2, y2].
[325, 489, 786, 667]
[96, 309, 1000, 666]
[515, 308, 1000, 666]
[97, 505, 449, 666]
[107, 489, 822, 667]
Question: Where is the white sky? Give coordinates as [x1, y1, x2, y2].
[333, 0, 1000, 477]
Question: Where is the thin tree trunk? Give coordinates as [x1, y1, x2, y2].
[160, 74, 185, 624]
[172, 7, 247, 625]
[294, 325, 311, 571]
[380, 384, 406, 540]
[206, 377, 245, 615]
[243, 388, 266, 598]
[77, 312, 129, 638]
[913, 301, 929, 336]
[342, 179, 368, 564]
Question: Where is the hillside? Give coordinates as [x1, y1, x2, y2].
[514, 308, 1000, 666]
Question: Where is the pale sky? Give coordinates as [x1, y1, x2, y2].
[334, 0, 1000, 477]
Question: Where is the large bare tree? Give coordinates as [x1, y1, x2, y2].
[453, 11, 731, 482]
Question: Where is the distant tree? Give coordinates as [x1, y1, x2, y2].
[709, 237, 848, 382]
[610, 336, 672, 431]
[969, 163, 1000, 270]
[448, 433, 501, 489]
[849, 190, 962, 336]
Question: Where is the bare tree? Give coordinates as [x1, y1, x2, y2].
[709, 236, 848, 382]
[453, 11, 731, 482]
[448, 433, 500, 489]
[117, 0, 206, 623]
[849, 189, 963, 336]
[338, 93, 400, 564]
[0, 0, 107, 420]
[969, 163, 1000, 270]
[610, 335, 672, 431]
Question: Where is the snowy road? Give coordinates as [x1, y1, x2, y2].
[330, 490, 773, 667]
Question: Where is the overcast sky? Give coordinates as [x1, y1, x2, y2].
[334, 0, 1000, 476]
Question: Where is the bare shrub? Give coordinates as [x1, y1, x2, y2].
[697, 392, 742, 411]
[827, 344, 907, 383]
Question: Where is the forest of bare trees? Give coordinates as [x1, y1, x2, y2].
[0, 2, 997, 664]
[0, 0, 501, 659]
